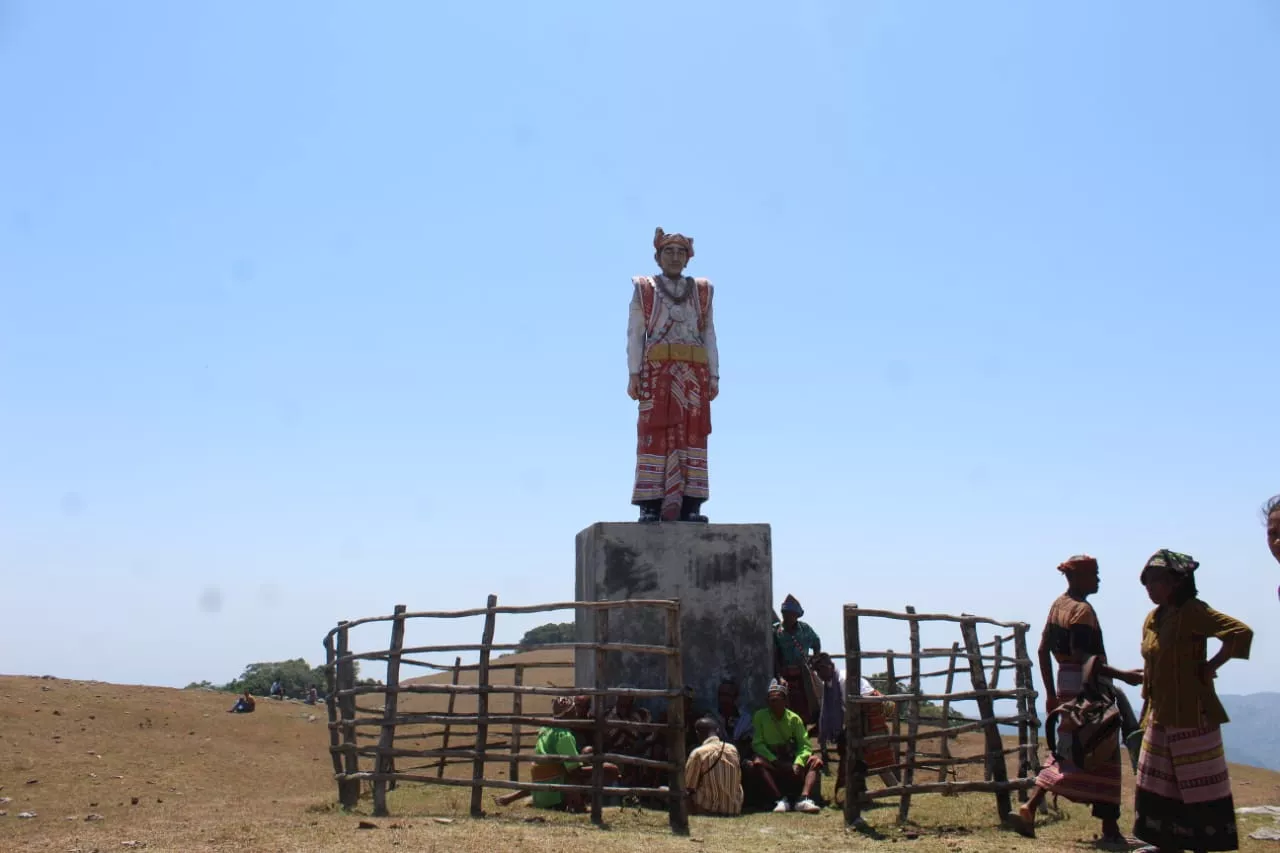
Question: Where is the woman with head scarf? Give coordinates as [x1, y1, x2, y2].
[1012, 555, 1143, 841]
[1132, 550, 1253, 852]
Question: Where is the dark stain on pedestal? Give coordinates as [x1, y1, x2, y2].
[692, 545, 764, 590]
[602, 542, 658, 597]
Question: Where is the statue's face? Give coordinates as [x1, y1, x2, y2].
[658, 244, 689, 278]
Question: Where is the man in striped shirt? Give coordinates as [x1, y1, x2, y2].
[684, 717, 743, 816]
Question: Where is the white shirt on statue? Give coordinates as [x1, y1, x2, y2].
[626, 275, 719, 378]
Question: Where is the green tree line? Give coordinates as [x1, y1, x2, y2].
[186, 658, 381, 698]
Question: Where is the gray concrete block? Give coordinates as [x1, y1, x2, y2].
[574, 522, 774, 717]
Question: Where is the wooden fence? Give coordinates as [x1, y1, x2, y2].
[840, 605, 1041, 826]
[322, 596, 690, 833]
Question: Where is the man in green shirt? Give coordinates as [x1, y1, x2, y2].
[748, 679, 823, 813]
[531, 695, 618, 810]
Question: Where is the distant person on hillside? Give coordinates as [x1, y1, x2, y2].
[304, 686, 319, 706]
[1264, 495, 1280, 570]
[1131, 550, 1253, 852]
[228, 690, 256, 713]
[773, 595, 821, 725]
[1014, 555, 1143, 842]
[269, 680, 285, 700]
[748, 679, 823, 814]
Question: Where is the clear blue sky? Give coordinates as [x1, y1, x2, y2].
[1, 1, 1276, 697]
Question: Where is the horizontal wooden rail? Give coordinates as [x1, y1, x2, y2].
[850, 688, 1029, 703]
[861, 715, 1029, 745]
[350, 745, 675, 770]
[870, 745, 1030, 775]
[845, 608, 1030, 630]
[336, 640, 675, 665]
[863, 778, 1037, 800]
[393, 657, 573, 673]
[335, 684, 682, 700]
[324, 599, 680, 639]
[336, 771, 674, 799]
[335, 712, 671, 733]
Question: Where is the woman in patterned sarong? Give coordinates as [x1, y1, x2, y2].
[1013, 555, 1143, 841]
[1132, 550, 1253, 853]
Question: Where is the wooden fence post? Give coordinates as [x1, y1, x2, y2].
[936, 641, 960, 785]
[437, 656, 462, 778]
[324, 629, 344, 803]
[983, 635, 1005, 782]
[470, 594, 498, 818]
[373, 604, 407, 817]
[1012, 625, 1038, 800]
[843, 604, 867, 827]
[508, 664, 524, 783]
[336, 621, 361, 809]
[960, 619, 1012, 819]
[665, 605, 689, 834]
[898, 606, 922, 823]
[885, 649, 901, 770]
[591, 607, 610, 825]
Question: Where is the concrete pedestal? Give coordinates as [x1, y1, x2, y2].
[574, 522, 774, 717]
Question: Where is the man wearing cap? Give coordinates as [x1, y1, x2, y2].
[522, 695, 618, 811]
[774, 594, 821, 723]
[627, 227, 719, 523]
[748, 679, 823, 813]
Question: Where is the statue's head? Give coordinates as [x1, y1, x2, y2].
[653, 227, 693, 278]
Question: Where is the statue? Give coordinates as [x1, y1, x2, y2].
[626, 228, 719, 523]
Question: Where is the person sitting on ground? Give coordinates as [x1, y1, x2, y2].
[605, 690, 653, 755]
[709, 678, 753, 752]
[528, 695, 619, 811]
[604, 689, 654, 787]
[304, 686, 319, 706]
[269, 680, 285, 700]
[748, 679, 823, 814]
[571, 693, 594, 751]
[228, 690, 256, 713]
[1013, 555, 1144, 842]
[774, 595, 821, 725]
[685, 716, 743, 816]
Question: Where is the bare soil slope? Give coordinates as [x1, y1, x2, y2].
[4, 664, 1280, 852]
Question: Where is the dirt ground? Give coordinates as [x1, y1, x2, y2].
[4, 666, 1280, 852]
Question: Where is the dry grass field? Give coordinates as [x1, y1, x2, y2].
[4, 656, 1280, 852]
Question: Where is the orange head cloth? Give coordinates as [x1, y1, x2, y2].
[654, 227, 694, 259]
[1057, 554, 1098, 574]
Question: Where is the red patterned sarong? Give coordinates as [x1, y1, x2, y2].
[1134, 723, 1238, 850]
[632, 279, 712, 520]
[1034, 663, 1122, 808]
[862, 696, 896, 771]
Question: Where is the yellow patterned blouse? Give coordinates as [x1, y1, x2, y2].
[1140, 599, 1252, 729]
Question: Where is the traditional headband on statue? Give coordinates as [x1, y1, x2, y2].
[654, 227, 694, 258]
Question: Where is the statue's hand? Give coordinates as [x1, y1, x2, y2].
[627, 375, 640, 400]
[708, 377, 719, 401]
